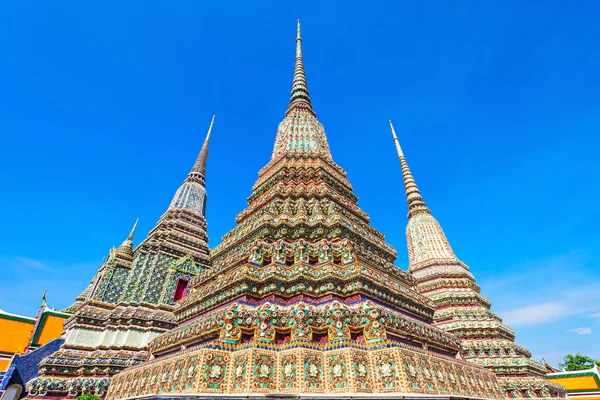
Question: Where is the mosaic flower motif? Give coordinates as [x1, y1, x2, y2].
[283, 363, 294, 378]
[258, 364, 270, 378]
[308, 363, 319, 377]
[332, 364, 343, 378]
[380, 362, 393, 377]
[235, 365, 244, 377]
[209, 365, 222, 378]
[424, 366, 431, 379]
[408, 364, 417, 377]
[357, 363, 367, 377]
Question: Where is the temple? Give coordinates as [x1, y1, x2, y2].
[1, 21, 568, 400]
[21, 117, 215, 398]
[0, 292, 69, 400]
[106, 21, 508, 400]
[0, 293, 68, 374]
[548, 366, 600, 400]
[389, 121, 566, 398]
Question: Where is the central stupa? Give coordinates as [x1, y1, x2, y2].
[107, 21, 501, 399]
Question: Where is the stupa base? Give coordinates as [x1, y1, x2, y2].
[135, 395, 490, 400]
[106, 340, 501, 400]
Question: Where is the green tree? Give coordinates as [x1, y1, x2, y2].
[77, 394, 101, 400]
[559, 353, 599, 371]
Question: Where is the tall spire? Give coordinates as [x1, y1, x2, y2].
[186, 115, 215, 184]
[116, 218, 138, 257]
[389, 120, 431, 218]
[168, 116, 214, 216]
[389, 125, 559, 396]
[286, 20, 314, 116]
[271, 21, 330, 159]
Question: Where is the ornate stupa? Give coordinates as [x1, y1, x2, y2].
[106, 21, 503, 400]
[25, 117, 215, 398]
[388, 121, 566, 399]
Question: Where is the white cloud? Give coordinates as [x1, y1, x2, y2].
[568, 327, 592, 335]
[13, 256, 50, 270]
[477, 251, 600, 366]
[490, 252, 600, 327]
[501, 302, 572, 326]
[0, 256, 97, 315]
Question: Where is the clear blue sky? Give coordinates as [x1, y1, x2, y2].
[1, 1, 599, 366]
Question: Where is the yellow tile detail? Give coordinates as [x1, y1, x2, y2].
[548, 376, 600, 390]
[35, 314, 67, 346]
[0, 358, 12, 372]
[0, 317, 35, 356]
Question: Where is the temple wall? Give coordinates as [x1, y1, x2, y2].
[64, 328, 102, 347]
[64, 327, 161, 349]
[102, 330, 117, 346]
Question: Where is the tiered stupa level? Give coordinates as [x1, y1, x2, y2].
[389, 121, 566, 399]
[107, 22, 501, 400]
[25, 118, 215, 398]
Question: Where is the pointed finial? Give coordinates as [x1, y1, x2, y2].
[287, 20, 314, 116]
[389, 120, 404, 157]
[389, 120, 431, 218]
[187, 115, 215, 184]
[207, 115, 215, 141]
[116, 219, 138, 258]
[127, 218, 139, 240]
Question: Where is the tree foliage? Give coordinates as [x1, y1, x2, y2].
[77, 394, 101, 400]
[559, 353, 599, 371]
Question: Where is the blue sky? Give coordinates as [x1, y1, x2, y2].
[1, 1, 599, 366]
